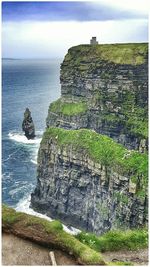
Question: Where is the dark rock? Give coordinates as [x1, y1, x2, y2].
[47, 44, 148, 151]
[31, 43, 148, 234]
[22, 108, 35, 139]
[31, 137, 148, 234]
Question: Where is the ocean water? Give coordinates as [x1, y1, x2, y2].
[2, 58, 81, 235]
[2, 58, 61, 209]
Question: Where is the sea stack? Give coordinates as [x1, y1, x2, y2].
[22, 108, 35, 139]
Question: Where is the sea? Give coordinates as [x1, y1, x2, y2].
[2, 58, 80, 235]
[2, 59, 61, 214]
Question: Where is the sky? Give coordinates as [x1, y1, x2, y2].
[2, 1, 149, 58]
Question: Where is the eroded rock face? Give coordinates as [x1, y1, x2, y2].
[31, 43, 148, 234]
[47, 44, 148, 150]
[31, 136, 148, 234]
[22, 108, 35, 139]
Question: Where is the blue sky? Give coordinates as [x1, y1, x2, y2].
[2, 1, 148, 58]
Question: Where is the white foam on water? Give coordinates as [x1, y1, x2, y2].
[8, 129, 81, 235]
[15, 196, 53, 221]
[31, 159, 38, 165]
[15, 196, 81, 235]
[9, 185, 28, 197]
[30, 147, 39, 164]
[8, 132, 42, 145]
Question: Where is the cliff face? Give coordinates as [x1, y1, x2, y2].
[31, 43, 148, 234]
[31, 128, 148, 234]
[47, 44, 148, 150]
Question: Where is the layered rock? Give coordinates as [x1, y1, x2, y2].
[47, 43, 148, 150]
[22, 108, 35, 139]
[31, 128, 148, 234]
[31, 43, 148, 234]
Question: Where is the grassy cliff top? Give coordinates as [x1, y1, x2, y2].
[64, 43, 148, 65]
[42, 128, 148, 184]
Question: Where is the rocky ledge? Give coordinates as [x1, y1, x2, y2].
[31, 128, 148, 234]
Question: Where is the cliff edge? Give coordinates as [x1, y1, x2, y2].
[47, 43, 148, 150]
[31, 43, 148, 234]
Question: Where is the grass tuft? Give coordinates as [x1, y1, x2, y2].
[49, 98, 88, 116]
[76, 228, 148, 252]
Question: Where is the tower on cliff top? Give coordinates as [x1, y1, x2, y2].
[90, 37, 98, 45]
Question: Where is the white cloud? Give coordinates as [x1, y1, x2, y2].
[90, 0, 149, 15]
[2, 19, 148, 58]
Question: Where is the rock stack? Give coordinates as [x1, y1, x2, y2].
[22, 108, 35, 139]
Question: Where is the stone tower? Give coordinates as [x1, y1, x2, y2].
[90, 37, 98, 45]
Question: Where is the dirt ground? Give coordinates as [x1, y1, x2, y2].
[2, 233, 77, 265]
[2, 233, 148, 266]
[102, 249, 148, 266]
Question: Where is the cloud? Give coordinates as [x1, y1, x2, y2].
[2, 1, 148, 22]
[2, 19, 148, 58]
[96, 0, 148, 16]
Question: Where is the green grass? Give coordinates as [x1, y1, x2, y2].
[3, 205, 145, 266]
[42, 127, 148, 194]
[66, 43, 148, 65]
[2, 204, 26, 225]
[49, 98, 88, 116]
[76, 228, 148, 252]
[2, 205, 106, 265]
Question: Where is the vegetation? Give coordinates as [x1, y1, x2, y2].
[3, 205, 145, 266]
[2, 205, 106, 265]
[97, 89, 148, 139]
[126, 108, 148, 138]
[66, 43, 148, 65]
[42, 127, 148, 196]
[76, 228, 148, 252]
[62, 43, 148, 140]
[49, 98, 87, 116]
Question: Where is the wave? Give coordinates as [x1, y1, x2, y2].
[2, 172, 13, 181]
[9, 185, 28, 197]
[2, 148, 21, 163]
[8, 132, 42, 145]
[31, 159, 37, 165]
[15, 195, 81, 235]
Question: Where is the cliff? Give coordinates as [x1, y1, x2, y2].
[31, 127, 148, 234]
[47, 43, 148, 150]
[31, 43, 148, 234]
